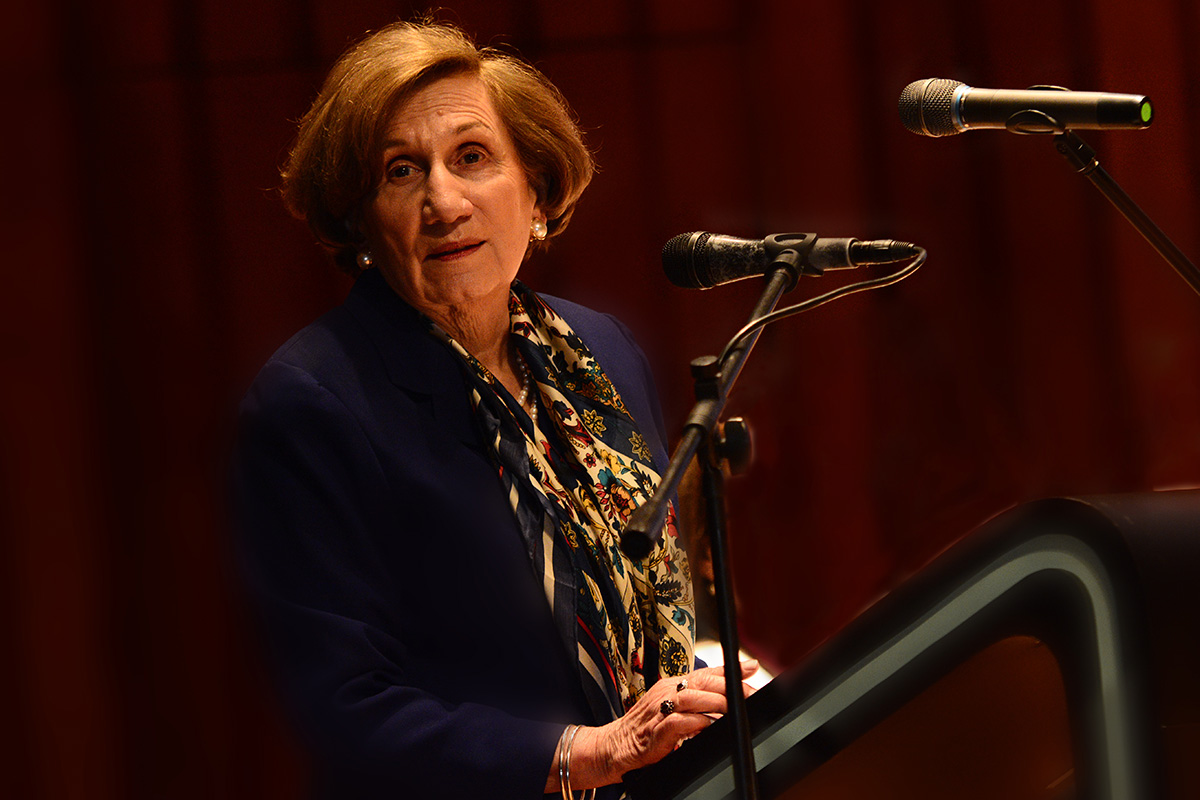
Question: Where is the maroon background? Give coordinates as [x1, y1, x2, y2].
[7, 0, 1200, 796]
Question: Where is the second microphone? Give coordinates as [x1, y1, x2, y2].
[663, 231, 921, 290]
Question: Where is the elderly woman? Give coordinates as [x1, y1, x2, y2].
[234, 19, 755, 799]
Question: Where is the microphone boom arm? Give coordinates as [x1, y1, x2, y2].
[1053, 128, 1200, 298]
[618, 243, 924, 800]
[620, 252, 801, 800]
[620, 250, 801, 559]
[621, 244, 927, 558]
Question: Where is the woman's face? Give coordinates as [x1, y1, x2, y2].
[361, 74, 541, 317]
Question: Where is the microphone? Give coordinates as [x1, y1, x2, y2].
[662, 231, 920, 289]
[899, 78, 1153, 137]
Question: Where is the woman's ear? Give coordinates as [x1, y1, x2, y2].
[344, 208, 367, 247]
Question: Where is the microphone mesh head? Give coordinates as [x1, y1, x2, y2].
[662, 232, 710, 288]
[899, 78, 963, 136]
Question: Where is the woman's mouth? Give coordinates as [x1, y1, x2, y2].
[427, 241, 483, 261]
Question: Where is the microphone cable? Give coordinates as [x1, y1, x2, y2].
[715, 247, 927, 366]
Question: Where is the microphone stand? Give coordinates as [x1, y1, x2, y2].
[622, 245, 809, 800]
[1048, 126, 1200, 298]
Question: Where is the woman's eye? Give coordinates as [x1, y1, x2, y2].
[460, 149, 485, 166]
[387, 161, 417, 180]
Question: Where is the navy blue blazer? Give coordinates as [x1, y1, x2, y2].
[234, 269, 671, 798]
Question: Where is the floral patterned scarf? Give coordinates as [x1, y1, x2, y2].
[428, 283, 694, 722]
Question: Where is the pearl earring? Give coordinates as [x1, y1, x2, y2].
[530, 219, 548, 241]
[357, 250, 374, 269]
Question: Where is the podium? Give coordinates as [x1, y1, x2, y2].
[624, 490, 1200, 800]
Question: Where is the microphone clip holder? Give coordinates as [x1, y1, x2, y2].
[762, 233, 820, 280]
[1002, 86, 1070, 135]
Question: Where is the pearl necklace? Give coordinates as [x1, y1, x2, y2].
[515, 349, 538, 427]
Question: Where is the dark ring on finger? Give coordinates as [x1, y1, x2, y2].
[660, 699, 675, 716]
[677, 678, 689, 691]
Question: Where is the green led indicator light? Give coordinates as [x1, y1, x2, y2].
[1141, 101, 1153, 123]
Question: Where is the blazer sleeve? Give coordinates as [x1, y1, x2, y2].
[233, 360, 563, 799]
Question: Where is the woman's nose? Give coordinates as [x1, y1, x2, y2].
[422, 165, 472, 225]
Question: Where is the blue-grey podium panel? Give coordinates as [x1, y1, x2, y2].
[624, 490, 1200, 800]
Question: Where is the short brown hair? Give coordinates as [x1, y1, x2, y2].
[281, 20, 595, 274]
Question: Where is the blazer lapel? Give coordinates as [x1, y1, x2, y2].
[343, 270, 482, 449]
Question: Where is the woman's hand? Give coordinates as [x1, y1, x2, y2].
[550, 660, 759, 792]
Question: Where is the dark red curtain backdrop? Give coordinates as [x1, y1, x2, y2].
[8, 0, 1199, 796]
